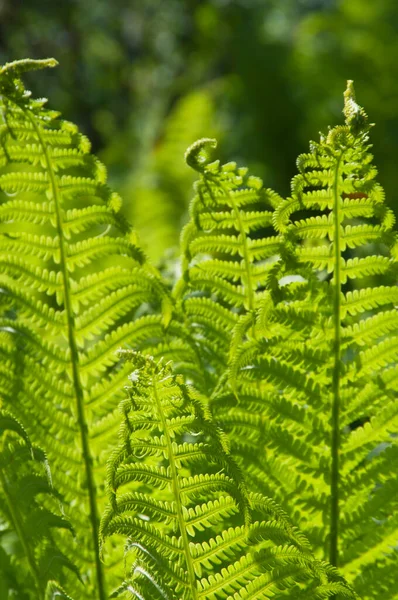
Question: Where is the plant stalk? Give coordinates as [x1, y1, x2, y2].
[330, 152, 344, 568]
[152, 377, 198, 599]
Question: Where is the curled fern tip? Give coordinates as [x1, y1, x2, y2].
[185, 137, 217, 172]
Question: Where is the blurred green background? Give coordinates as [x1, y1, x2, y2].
[1, 0, 398, 262]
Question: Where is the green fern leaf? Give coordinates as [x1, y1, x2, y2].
[162, 139, 285, 390]
[211, 81, 398, 598]
[0, 59, 171, 598]
[100, 352, 354, 599]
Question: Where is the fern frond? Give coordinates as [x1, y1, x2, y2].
[179, 138, 282, 311]
[100, 352, 352, 599]
[211, 81, 398, 598]
[160, 139, 286, 390]
[0, 59, 171, 598]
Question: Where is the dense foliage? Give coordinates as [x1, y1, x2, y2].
[0, 58, 396, 599]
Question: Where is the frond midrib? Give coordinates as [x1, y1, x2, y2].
[152, 376, 198, 600]
[330, 148, 344, 567]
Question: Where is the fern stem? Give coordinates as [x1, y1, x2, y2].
[0, 469, 45, 599]
[330, 152, 344, 568]
[152, 377, 198, 600]
[23, 108, 107, 599]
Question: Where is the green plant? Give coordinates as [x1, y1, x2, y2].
[207, 83, 398, 598]
[0, 58, 396, 599]
[100, 351, 353, 599]
[0, 57, 171, 599]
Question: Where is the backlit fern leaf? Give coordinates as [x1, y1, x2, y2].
[179, 138, 282, 311]
[216, 81, 398, 597]
[0, 59, 390, 599]
[165, 138, 285, 388]
[100, 351, 354, 600]
[0, 59, 170, 598]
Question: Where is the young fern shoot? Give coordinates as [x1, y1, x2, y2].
[173, 138, 283, 391]
[100, 352, 355, 599]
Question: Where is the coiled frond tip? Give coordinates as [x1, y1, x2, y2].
[185, 138, 217, 172]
